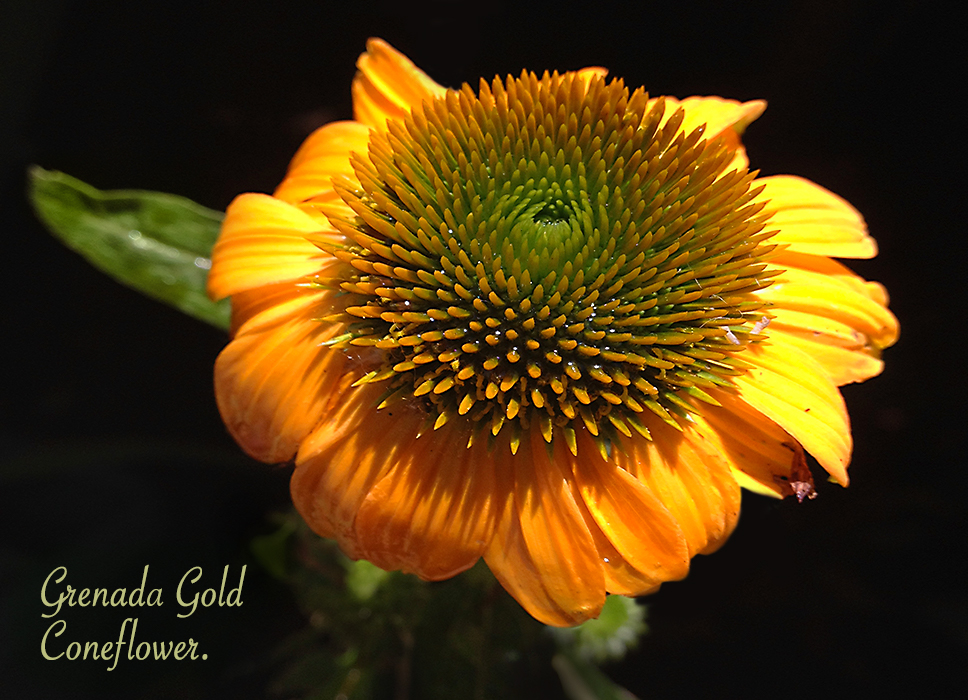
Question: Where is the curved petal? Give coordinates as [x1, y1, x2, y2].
[655, 95, 766, 171]
[767, 319, 885, 386]
[274, 121, 371, 204]
[613, 414, 741, 557]
[572, 430, 691, 585]
[771, 251, 895, 310]
[571, 493, 664, 597]
[353, 421, 500, 580]
[484, 429, 605, 627]
[208, 194, 336, 300]
[575, 66, 608, 90]
[694, 393, 806, 499]
[674, 96, 766, 144]
[352, 38, 446, 130]
[213, 284, 350, 463]
[291, 382, 423, 553]
[757, 175, 878, 258]
[731, 337, 852, 485]
[759, 252, 899, 384]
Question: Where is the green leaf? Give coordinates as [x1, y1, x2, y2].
[28, 166, 230, 329]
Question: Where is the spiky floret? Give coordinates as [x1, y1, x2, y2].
[321, 70, 779, 455]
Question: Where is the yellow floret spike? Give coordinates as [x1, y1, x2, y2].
[330, 70, 775, 455]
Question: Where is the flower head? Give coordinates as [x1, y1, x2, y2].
[208, 39, 898, 626]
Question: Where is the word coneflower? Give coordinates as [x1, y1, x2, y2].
[208, 39, 898, 626]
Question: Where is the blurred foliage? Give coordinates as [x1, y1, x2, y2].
[251, 513, 644, 700]
[253, 512, 550, 700]
[552, 595, 647, 664]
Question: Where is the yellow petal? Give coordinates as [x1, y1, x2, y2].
[767, 322, 885, 385]
[353, 422, 499, 580]
[273, 121, 370, 204]
[213, 285, 349, 463]
[207, 194, 334, 300]
[695, 393, 807, 499]
[484, 430, 605, 627]
[352, 38, 446, 129]
[759, 253, 899, 384]
[670, 96, 766, 143]
[732, 338, 852, 485]
[758, 175, 878, 258]
[575, 66, 608, 90]
[655, 95, 766, 171]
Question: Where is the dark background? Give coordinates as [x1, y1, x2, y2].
[2, 1, 964, 697]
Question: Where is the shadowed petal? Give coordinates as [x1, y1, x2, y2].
[693, 393, 804, 499]
[572, 430, 691, 584]
[613, 415, 741, 557]
[571, 493, 664, 597]
[353, 423, 500, 580]
[291, 383, 425, 553]
[484, 430, 605, 627]
[214, 284, 349, 463]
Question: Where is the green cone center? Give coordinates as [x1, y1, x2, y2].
[326, 70, 777, 454]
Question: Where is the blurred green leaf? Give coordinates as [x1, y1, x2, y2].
[344, 559, 391, 602]
[28, 166, 230, 329]
[552, 595, 647, 663]
[251, 517, 299, 581]
[260, 515, 562, 700]
[552, 650, 640, 700]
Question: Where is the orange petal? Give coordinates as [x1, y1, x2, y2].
[273, 121, 370, 204]
[695, 393, 806, 499]
[353, 422, 500, 580]
[758, 175, 878, 258]
[731, 338, 852, 485]
[759, 253, 899, 384]
[571, 495, 664, 597]
[226, 276, 327, 337]
[213, 285, 349, 463]
[572, 430, 691, 584]
[352, 38, 446, 129]
[613, 416, 741, 557]
[484, 430, 605, 627]
[291, 382, 422, 553]
[207, 194, 335, 300]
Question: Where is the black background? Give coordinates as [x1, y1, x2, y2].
[2, 1, 964, 698]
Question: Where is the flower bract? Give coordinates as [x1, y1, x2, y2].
[208, 39, 899, 626]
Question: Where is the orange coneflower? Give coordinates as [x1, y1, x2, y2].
[207, 39, 898, 626]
